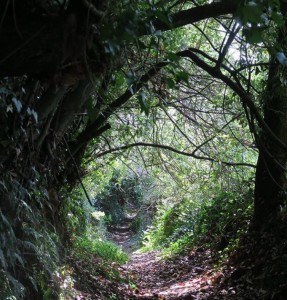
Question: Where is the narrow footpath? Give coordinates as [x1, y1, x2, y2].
[107, 215, 233, 300]
[69, 216, 285, 300]
[122, 249, 226, 299]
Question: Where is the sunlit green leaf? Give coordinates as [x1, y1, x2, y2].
[176, 71, 189, 84]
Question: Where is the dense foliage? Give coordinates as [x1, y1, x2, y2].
[1, 0, 287, 298]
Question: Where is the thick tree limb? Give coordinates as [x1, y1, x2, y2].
[68, 123, 111, 162]
[0, 1, 237, 77]
[153, 1, 238, 32]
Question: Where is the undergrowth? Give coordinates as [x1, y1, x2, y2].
[55, 184, 131, 299]
[72, 237, 128, 264]
[142, 186, 253, 258]
[0, 173, 61, 299]
[59, 235, 130, 299]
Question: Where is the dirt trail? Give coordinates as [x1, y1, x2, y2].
[122, 249, 227, 299]
[107, 211, 138, 253]
[107, 222, 134, 253]
[71, 213, 285, 299]
[108, 217, 229, 299]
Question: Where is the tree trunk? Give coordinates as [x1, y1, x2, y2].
[253, 8, 287, 229]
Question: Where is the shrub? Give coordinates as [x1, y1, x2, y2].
[194, 189, 253, 250]
[142, 186, 253, 256]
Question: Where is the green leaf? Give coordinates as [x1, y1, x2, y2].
[239, 3, 263, 25]
[0, 87, 10, 95]
[137, 90, 150, 116]
[154, 10, 172, 28]
[20, 201, 33, 216]
[271, 11, 284, 26]
[6, 104, 13, 113]
[166, 52, 180, 63]
[137, 40, 147, 50]
[176, 71, 189, 84]
[14, 253, 24, 267]
[29, 276, 38, 292]
[27, 107, 38, 123]
[243, 27, 264, 44]
[0, 211, 11, 227]
[22, 240, 37, 252]
[165, 78, 176, 89]
[43, 287, 53, 300]
[0, 180, 7, 191]
[126, 71, 137, 86]
[104, 39, 121, 55]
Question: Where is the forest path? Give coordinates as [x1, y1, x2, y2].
[107, 210, 138, 253]
[121, 248, 226, 299]
[108, 216, 229, 299]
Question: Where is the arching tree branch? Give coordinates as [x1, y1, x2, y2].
[178, 48, 287, 152]
[94, 142, 256, 168]
[73, 44, 284, 162]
